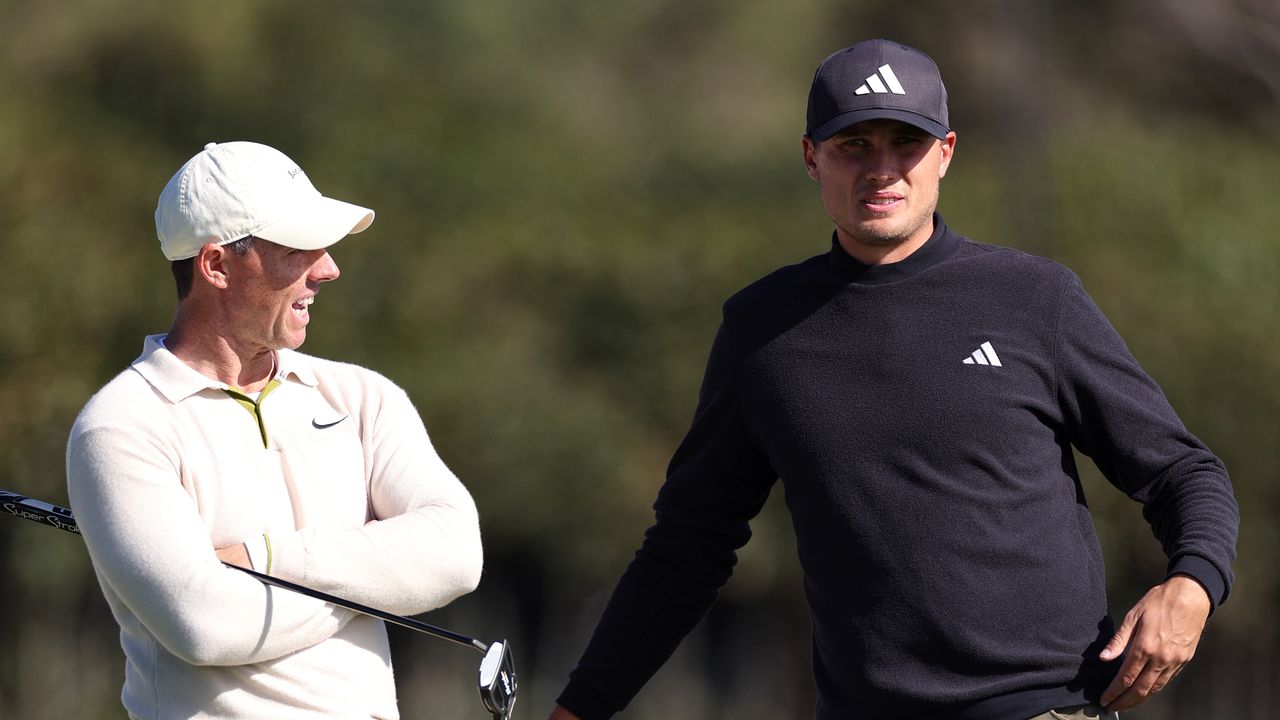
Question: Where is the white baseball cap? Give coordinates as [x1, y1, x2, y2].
[155, 141, 375, 261]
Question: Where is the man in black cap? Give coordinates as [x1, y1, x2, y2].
[546, 40, 1237, 720]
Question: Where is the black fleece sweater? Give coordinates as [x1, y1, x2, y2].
[558, 217, 1238, 720]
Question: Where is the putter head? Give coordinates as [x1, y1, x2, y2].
[478, 639, 517, 719]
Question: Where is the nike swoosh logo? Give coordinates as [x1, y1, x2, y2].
[312, 416, 348, 429]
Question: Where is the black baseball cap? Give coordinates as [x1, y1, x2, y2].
[806, 39, 950, 141]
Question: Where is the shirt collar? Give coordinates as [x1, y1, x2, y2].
[131, 334, 320, 404]
[826, 212, 961, 284]
[275, 347, 318, 387]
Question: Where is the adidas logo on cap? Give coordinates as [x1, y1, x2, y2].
[855, 65, 906, 95]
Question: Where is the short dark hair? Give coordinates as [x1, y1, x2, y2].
[171, 235, 256, 300]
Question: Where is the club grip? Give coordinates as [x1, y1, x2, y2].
[0, 490, 81, 534]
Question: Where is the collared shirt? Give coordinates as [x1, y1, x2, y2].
[68, 335, 483, 719]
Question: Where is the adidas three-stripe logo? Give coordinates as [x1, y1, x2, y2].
[855, 64, 906, 95]
[963, 341, 1002, 367]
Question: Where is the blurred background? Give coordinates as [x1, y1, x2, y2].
[1, 0, 1276, 717]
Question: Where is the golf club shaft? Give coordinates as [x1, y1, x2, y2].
[234, 565, 485, 651]
[0, 489, 486, 653]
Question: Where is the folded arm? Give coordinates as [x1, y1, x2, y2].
[264, 379, 483, 617]
[68, 425, 354, 666]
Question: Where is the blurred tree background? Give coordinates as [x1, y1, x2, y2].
[1, 0, 1276, 717]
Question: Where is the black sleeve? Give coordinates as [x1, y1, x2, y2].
[1053, 274, 1239, 607]
[556, 322, 778, 719]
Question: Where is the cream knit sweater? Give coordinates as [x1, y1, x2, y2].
[67, 335, 483, 719]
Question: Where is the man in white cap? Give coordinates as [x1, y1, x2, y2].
[67, 141, 483, 719]
[547, 40, 1237, 720]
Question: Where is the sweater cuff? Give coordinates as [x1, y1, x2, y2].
[556, 680, 620, 720]
[245, 534, 270, 574]
[1168, 555, 1227, 611]
[268, 530, 304, 580]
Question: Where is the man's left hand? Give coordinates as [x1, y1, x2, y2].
[1099, 574, 1212, 712]
[216, 542, 251, 568]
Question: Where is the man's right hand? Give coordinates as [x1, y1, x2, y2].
[547, 704, 581, 720]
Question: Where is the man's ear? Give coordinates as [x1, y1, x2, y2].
[194, 243, 232, 290]
[937, 131, 957, 179]
[802, 135, 820, 181]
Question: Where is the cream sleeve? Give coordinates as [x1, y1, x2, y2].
[266, 371, 484, 617]
[67, 421, 356, 667]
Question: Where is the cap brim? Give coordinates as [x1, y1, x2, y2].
[810, 108, 949, 141]
[252, 195, 375, 251]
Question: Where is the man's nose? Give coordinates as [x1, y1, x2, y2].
[863, 148, 896, 184]
[311, 251, 341, 283]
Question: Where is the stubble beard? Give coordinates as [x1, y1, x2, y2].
[842, 190, 938, 249]
[842, 211, 932, 250]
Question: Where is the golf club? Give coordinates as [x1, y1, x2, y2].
[1, 488, 517, 719]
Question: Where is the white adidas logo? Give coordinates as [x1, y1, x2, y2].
[962, 341, 1002, 367]
[855, 64, 906, 95]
